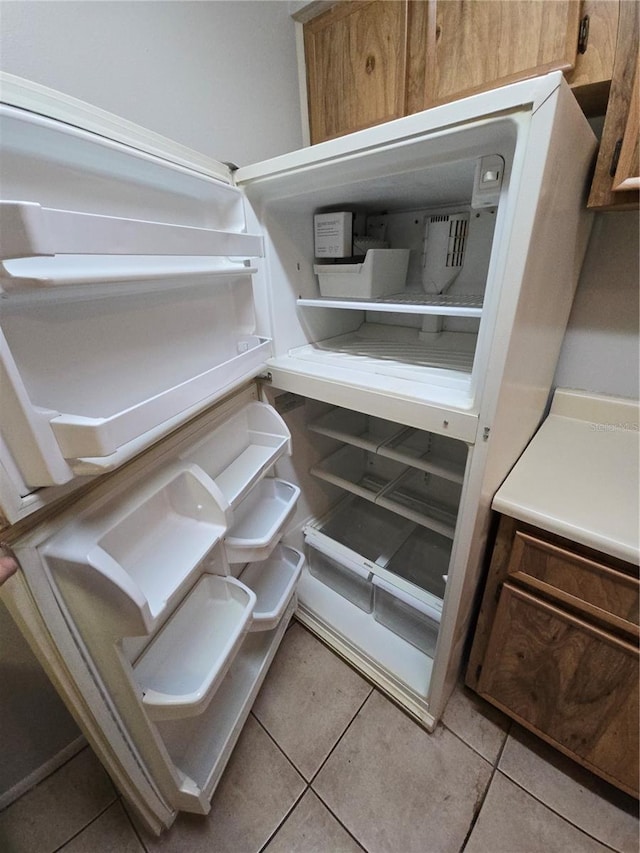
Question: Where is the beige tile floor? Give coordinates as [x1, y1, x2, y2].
[1, 621, 638, 853]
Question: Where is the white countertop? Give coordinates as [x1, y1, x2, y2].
[493, 389, 640, 565]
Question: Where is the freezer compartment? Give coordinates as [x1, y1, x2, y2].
[263, 188, 498, 409]
[134, 575, 256, 721]
[225, 478, 300, 564]
[238, 544, 304, 630]
[373, 576, 440, 656]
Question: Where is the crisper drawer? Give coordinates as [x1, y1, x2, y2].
[507, 532, 639, 638]
[306, 542, 374, 613]
[373, 577, 440, 656]
[477, 583, 639, 797]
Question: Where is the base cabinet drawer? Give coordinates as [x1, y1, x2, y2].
[477, 582, 639, 797]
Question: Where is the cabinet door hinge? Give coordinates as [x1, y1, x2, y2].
[610, 139, 623, 177]
[578, 14, 590, 54]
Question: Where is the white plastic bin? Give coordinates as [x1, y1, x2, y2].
[314, 249, 410, 298]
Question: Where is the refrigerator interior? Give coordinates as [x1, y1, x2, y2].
[264, 388, 469, 707]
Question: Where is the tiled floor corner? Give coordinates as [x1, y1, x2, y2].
[1, 620, 638, 853]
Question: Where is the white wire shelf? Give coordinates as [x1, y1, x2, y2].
[297, 292, 484, 317]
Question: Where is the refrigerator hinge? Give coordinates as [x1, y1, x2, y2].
[482, 426, 491, 441]
[0, 541, 20, 584]
[577, 14, 590, 54]
[257, 371, 273, 384]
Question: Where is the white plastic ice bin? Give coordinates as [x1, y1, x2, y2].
[314, 249, 410, 299]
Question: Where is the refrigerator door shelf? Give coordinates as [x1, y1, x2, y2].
[43, 463, 229, 626]
[135, 575, 256, 721]
[225, 479, 300, 564]
[155, 597, 296, 799]
[239, 544, 305, 631]
[183, 402, 292, 509]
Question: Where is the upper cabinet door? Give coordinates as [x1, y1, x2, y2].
[432, 0, 581, 104]
[304, 1, 408, 144]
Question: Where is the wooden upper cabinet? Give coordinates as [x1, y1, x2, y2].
[431, 1, 581, 104]
[304, 1, 409, 144]
[588, 0, 639, 209]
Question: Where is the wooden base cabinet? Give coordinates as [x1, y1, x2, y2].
[467, 516, 639, 798]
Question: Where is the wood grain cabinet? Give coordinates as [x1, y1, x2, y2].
[303, 1, 410, 144]
[467, 516, 639, 798]
[301, 0, 620, 144]
[587, 0, 639, 209]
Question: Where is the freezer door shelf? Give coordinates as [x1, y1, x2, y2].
[0, 201, 264, 264]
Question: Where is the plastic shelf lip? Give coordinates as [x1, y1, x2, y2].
[0, 200, 55, 260]
[0, 201, 264, 260]
[49, 337, 271, 459]
[372, 575, 442, 622]
[0, 255, 258, 288]
[136, 575, 256, 720]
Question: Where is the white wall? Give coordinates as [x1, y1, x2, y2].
[555, 211, 639, 399]
[0, 0, 303, 165]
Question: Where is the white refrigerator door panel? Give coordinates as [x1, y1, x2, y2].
[0, 82, 270, 523]
[2, 390, 300, 829]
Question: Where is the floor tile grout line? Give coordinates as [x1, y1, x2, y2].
[439, 718, 510, 767]
[51, 796, 120, 852]
[458, 722, 510, 853]
[256, 785, 309, 853]
[309, 787, 369, 852]
[307, 685, 374, 787]
[250, 710, 312, 783]
[496, 771, 629, 853]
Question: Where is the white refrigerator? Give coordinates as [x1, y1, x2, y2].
[0, 70, 595, 833]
